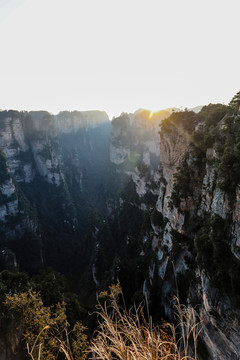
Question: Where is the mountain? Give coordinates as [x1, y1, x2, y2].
[0, 110, 111, 273]
[1, 103, 240, 359]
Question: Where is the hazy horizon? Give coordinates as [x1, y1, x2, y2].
[0, 0, 239, 119]
[0, 104, 205, 121]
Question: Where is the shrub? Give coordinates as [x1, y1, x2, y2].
[5, 289, 88, 360]
[161, 111, 199, 135]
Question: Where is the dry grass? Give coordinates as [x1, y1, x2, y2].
[6, 284, 200, 360]
[89, 283, 201, 360]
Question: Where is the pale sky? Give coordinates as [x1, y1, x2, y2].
[0, 0, 240, 119]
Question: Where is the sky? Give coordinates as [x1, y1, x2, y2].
[0, 0, 240, 119]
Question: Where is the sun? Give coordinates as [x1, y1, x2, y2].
[148, 111, 154, 120]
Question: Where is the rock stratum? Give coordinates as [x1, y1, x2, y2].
[1, 105, 240, 359]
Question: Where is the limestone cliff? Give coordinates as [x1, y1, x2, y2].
[152, 106, 240, 359]
[110, 109, 168, 168]
[110, 109, 169, 201]
[56, 110, 109, 134]
[2, 104, 240, 359]
[0, 109, 110, 272]
[110, 105, 240, 359]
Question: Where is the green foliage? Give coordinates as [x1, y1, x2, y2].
[216, 118, 240, 195]
[199, 103, 231, 125]
[0, 270, 30, 332]
[162, 107, 240, 307]
[0, 269, 29, 294]
[32, 268, 66, 306]
[170, 103, 235, 209]
[71, 322, 88, 360]
[218, 146, 240, 194]
[171, 157, 194, 208]
[5, 289, 88, 360]
[229, 90, 240, 114]
[0, 267, 89, 342]
[192, 103, 232, 151]
[161, 110, 199, 134]
[169, 146, 206, 211]
[194, 215, 240, 305]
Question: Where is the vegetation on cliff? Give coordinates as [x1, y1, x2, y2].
[3, 282, 200, 360]
[6, 289, 88, 360]
[2, 96, 240, 358]
[161, 101, 240, 307]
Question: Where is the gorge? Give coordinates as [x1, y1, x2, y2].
[1, 102, 240, 359]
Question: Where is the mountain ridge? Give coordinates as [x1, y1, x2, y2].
[0, 102, 240, 359]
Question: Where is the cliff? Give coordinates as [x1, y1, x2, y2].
[0, 110, 110, 273]
[2, 104, 240, 359]
[143, 106, 240, 359]
[109, 104, 240, 359]
[110, 109, 168, 168]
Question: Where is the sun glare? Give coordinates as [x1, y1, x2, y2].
[148, 111, 154, 120]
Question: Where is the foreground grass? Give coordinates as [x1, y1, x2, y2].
[89, 283, 201, 360]
[5, 283, 200, 360]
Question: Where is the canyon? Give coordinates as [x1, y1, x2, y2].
[1, 104, 240, 359]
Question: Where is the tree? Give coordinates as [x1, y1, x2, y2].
[5, 289, 88, 360]
[229, 91, 240, 114]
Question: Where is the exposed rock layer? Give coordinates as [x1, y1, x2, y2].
[1, 106, 240, 359]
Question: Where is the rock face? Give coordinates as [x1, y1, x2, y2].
[0, 330, 25, 360]
[110, 109, 169, 202]
[110, 110, 166, 168]
[0, 110, 110, 273]
[110, 106, 240, 359]
[157, 122, 191, 219]
[147, 108, 240, 359]
[56, 110, 109, 134]
[2, 105, 240, 359]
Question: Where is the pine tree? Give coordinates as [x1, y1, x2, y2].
[229, 91, 240, 113]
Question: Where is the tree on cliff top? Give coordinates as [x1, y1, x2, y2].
[229, 90, 240, 113]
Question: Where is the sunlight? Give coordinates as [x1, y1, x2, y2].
[148, 111, 154, 120]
